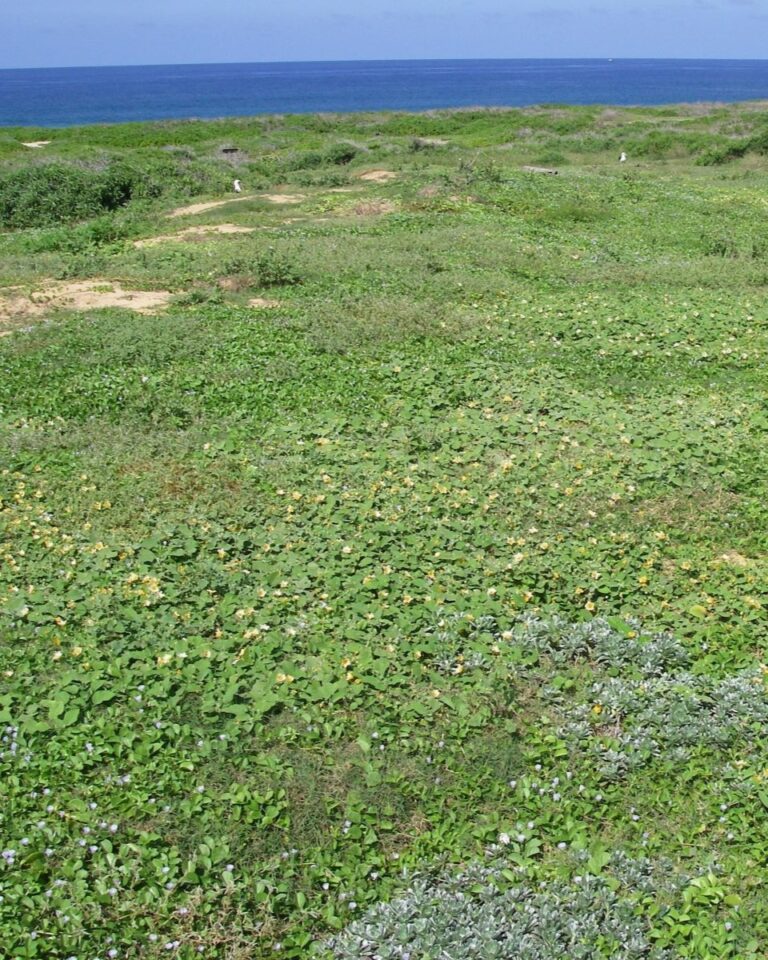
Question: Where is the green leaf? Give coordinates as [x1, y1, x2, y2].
[92, 689, 116, 705]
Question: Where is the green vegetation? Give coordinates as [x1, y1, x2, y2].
[2, 100, 768, 958]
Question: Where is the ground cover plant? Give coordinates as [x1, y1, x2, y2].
[2, 101, 768, 958]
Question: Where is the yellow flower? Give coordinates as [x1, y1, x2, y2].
[592, 704, 603, 715]
[431, 689, 442, 698]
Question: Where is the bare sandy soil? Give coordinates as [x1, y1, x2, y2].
[248, 297, 282, 308]
[262, 194, 305, 204]
[358, 170, 397, 183]
[0, 280, 173, 333]
[352, 200, 397, 215]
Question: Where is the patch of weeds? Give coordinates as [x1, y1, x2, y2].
[324, 850, 736, 960]
[455, 155, 506, 184]
[254, 248, 302, 287]
[292, 169, 351, 188]
[173, 286, 226, 306]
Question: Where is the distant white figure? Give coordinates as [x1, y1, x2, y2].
[619, 152, 627, 163]
[233, 179, 242, 193]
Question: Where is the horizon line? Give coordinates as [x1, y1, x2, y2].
[4, 55, 768, 73]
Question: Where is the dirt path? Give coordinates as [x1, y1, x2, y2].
[134, 224, 255, 248]
[262, 194, 305, 204]
[167, 193, 306, 219]
[167, 196, 254, 218]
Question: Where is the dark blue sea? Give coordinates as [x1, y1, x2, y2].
[2, 59, 768, 128]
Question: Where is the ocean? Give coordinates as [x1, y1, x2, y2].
[1, 59, 768, 128]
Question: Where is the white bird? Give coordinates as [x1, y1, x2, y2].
[619, 152, 627, 163]
[233, 179, 242, 193]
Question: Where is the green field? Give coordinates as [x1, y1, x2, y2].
[2, 102, 768, 959]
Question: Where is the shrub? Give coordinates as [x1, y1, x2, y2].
[0, 154, 228, 229]
[695, 143, 748, 166]
[274, 142, 359, 176]
[323, 142, 359, 165]
[0, 164, 129, 228]
[254, 247, 302, 287]
[456, 156, 505, 184]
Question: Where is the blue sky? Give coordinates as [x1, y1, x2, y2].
[3, 0, 767, 69]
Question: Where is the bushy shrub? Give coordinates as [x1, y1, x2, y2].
[276, 142, 360, 175]
[219, 248, 302, 288]
[0, 154, 227, 228]
[0, 164, 129, 228]
[21, 210, 143, 254]
[695, 143, 748, 166]
[323, 141, 359, 165]
[254, 247, 302, 287]
[456, 156, 505, 184]
[696, 127, 768, 165]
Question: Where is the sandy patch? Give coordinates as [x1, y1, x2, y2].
[327, 187, 360, 193]
[134, 223, 255, 248]
[0, 280, 173, 330]
[262, 194, 305, 204]
[167, 196, 252, 218]
[716, 550, 753, 567]
[359, 170, 397, 183]
[522, 165, 559, 175]
[353, 200, 397, 216]
[21, 140, 51, 148]
[249, 297, 282, 309]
